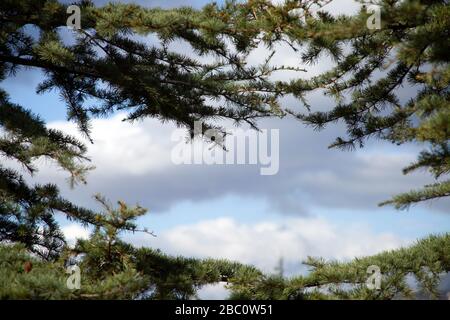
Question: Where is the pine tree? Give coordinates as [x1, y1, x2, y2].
[217, 0, 450, 299]
[270, 0, 449, 208]
[0, 196, 261, 299]
[228, 234, 450, 300]
[0, 0, 273, 299]
[0, 90, 97, 259]
[0, 0, 285, 258]
[0, 0, 448, 300]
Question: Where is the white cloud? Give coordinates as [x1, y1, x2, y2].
[196, 283, 229, 300]
[132, 216, 409, 275]
[61, 224, 90, 246]
[48, 113, 175, 176]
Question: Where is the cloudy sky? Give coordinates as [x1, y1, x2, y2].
[2, 0, 449, 297]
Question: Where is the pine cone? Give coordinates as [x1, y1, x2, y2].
[24, 261, 33, 273]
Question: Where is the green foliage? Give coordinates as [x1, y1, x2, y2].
[2, 222, 448, 299]
[0, 244, 70, 299]
[1, 0, 298, 138]
[0, 198, 261, 300]
[0, 89, 96, 259]
[272, 0, 450, 208]
[0, 0, 448, 300]
[3, 0, 447, 207]
[228, 234, 450, 300]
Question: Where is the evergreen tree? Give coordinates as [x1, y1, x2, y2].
[0, 90, 97, 259]
[228, 234, 450, 299]
[300, 234, 450, 299]
[0, 0, 448, 299]
[0, 196, 261, 299]
[0, 0, 272, 298]
[282, 0, 450, 209]
[0, 0, 289, 257]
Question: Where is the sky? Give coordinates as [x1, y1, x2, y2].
[2, 0, 449, 298]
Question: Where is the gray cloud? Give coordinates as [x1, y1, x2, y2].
[29, 108, 449, 217]
[8, 0, 448, 217]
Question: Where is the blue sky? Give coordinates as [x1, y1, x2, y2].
[2, 0, 449, 284]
